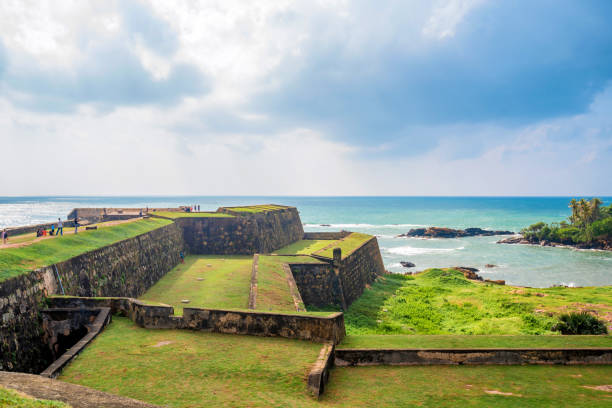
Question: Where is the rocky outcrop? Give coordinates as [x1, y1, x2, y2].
[400, 227, 513, 238]
[497, 235, 612, 251]
[454, 267, 482, 281]
[400, 261, 415, 268]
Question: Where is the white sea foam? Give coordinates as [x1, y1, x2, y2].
[303, 223, 425, 229]
[386, 246, 465, 256]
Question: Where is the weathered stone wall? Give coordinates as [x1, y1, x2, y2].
[337, 237, 385, 306]
[47, 297, 346, 344]
[290, 237, 384, 309]
[178, 207, 304, 254]
[0, 222, 184, 373]
[335, 348, 612, 366]
[289, 263, 342, 308]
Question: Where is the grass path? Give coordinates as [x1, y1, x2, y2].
[139, 255, 253, 314]
[274, 240, 334, 255]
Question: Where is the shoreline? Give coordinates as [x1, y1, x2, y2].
[497, 235, 612, 252]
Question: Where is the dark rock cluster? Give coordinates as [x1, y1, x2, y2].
[399, 227, 514, 238]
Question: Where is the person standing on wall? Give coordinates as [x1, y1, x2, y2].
[57, 218, 63, 236]
[1, 229, 7, 245]
[74, 216, 79, 234]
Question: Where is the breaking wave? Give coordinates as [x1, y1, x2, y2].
[386, 246, 465, 256]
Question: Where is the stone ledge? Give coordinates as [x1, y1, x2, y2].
[0, 371, 161, 408]
[334, 348, 612, 366]
[307, 342, 335, 397]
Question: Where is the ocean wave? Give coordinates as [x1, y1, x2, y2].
[303, 223, 425, 229]
[386, 246, 465, 256]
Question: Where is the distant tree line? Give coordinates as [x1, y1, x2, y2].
[521, 198, 612, 245]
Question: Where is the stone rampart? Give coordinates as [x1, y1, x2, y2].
[290, 237, 384, 309]
[335, 348, 612, 366]
[0, 222, 183, 373]
[337, 237, 385, 306]
[178, 207, 303, 254]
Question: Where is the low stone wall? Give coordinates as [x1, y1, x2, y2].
[307, 343, 335, 397]
[334, 348, 612, 366]
[47, 297, 346, 344]
[6, 220, 76, 237]
[178, 207, 304, 254]
[303, 231, 350, 240]
[0, 222, 184, 373]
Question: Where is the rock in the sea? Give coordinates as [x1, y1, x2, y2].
[497, 236, 523, 244]
[485, 264, 497, 268]
[399, 227, 513, 239]
[320, 224, 331, 227]
[454, 266, 483, 281]
[400, 261, 416, 268]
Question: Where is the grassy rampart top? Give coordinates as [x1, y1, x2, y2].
[150, 211, 234, 219]
[219, 204, 291, 214]
[0, 218, 172, 282]
[315, 232, 374, 259]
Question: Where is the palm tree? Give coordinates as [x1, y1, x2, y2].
[569, 199, 579, 225]
[589, 198, 603, 223]
[579, 199, 590, 228]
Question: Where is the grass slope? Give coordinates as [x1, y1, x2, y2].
[316, 232, 373, 259]
[274, 240, 335, 255]
[139, 255, 253, 314]
[0, 387, 69, 407]
[59, 317, 321, 408]
[335, 270, 612, 335]
[222, 204, 288, 214]
[341, 334, 612, 349]
[0, 218, 171, 281]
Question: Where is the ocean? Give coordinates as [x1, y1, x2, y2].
[1, 196, 611, 288]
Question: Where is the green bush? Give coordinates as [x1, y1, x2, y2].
[552, 312, 608, 335]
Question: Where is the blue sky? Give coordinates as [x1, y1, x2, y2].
[0, 0, 611, 195]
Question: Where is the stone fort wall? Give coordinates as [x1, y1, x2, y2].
[290, 236, 385, 309]
[178, 207, 304, 255]
[0, 222, 184, 373]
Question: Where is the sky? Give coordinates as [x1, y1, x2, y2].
[0, 0, 611, 196]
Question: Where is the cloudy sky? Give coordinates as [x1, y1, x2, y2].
[1, 0, 611, 196]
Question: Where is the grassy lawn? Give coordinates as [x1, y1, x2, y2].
[139, 255, 253, 314]
[328, 270, 612, 335]
[150, 211, 234, 219]
[0, 218, 172, 281]
[59, 317, 322, 408]
[274, 240, 336, 255]
[322, 365, 612, 407]
[57, 318, 612, 407]
[0, 386, 69, 407]
[315, 232, 373, 259]
[340, 334, 612, 349]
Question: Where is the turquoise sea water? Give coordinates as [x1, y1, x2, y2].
[1, 196, 611, 287]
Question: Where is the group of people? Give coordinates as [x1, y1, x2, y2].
[186, 205, 200, 212]
[36, 218, 67, 237]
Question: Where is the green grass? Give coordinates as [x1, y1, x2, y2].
[315, 232, 373, 259]
[58, 318, 612, 407]
[139, 255, 253, 314]
[274, 240, 336, 255]
[221, 204, 289, 214]
[59, 317, 322, 408]
[150, 211, 234, 219]
[340, 334, 612, 349]
[322, 365, 612, 407]
[0, 218, 172, 281]
[0, 387, 69, 407]
[256, 255, 304, 311]
[335, 270, 612, 335]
